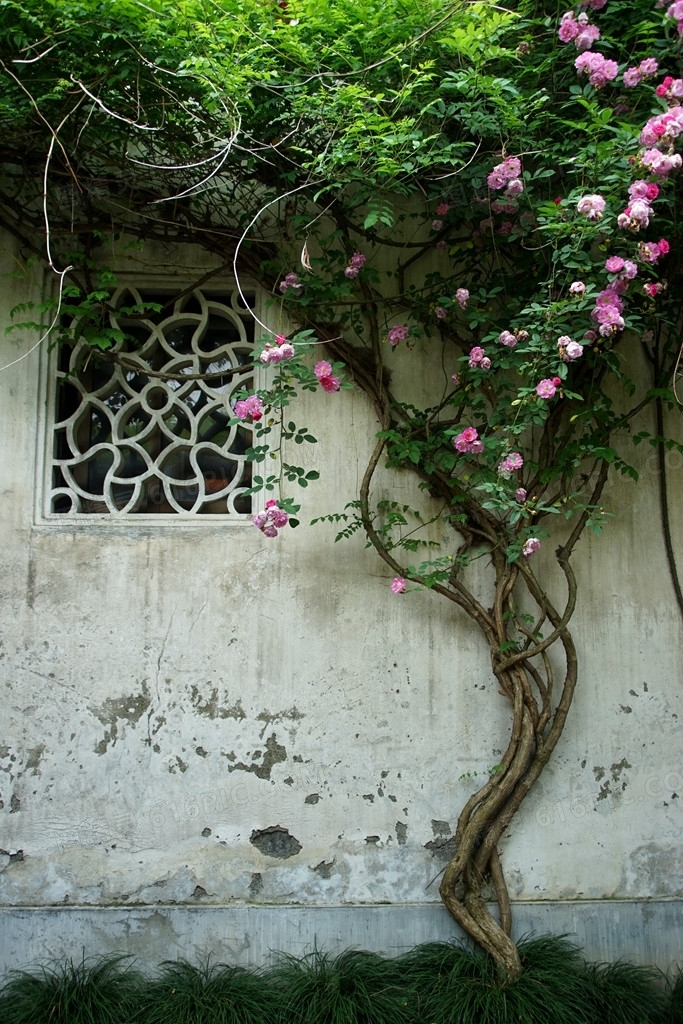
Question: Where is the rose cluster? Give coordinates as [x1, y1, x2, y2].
[665, 0, 683, 36]
[623, 58, 659, 88]
[574, 50, 618, 88]
[259, 334, 296, 364]
[498, 328, 529, 348]
[253, 499, 289, 538]
[558, 10, 600, 50]
[387, 324, 409, 347]
[498, 452, 524, 478]
[487, 156, 524, 197]
[279, 271, 302, 294]
[234, 394, 264, 421]
[617, 179, 659, 231]
[453, 426, 484, 454]
[344, 252, 367, 278]
[468, 346, 491, 370]
[314, 360, 340, 393]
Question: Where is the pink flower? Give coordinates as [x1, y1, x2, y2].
[522, 537, 541, 557]
[431, 219, 444, 231]
[629, 180, 652, 200]
[558, 15, 580, 43]
[569, 281, 586, 296]
[498, 452, 524, 477]
[344, 266, 359, 279]
[558, 336, 583, 361]
[499, 330, 517, 347]
[259, 335, 296, 364]
[605, 256, 625, 273]
[638, 241, 663, 263]
[640, 149, 682, 178]
[575, 24, 600, 50]
[319, 374, 340, 393]
[515, 487, 527, 503]
[455, 288, 470, 309]
[454, 426, 483, 453]
[487, 156, 521, 190]
[505, 178, 524, 197]
[436, 203, 450, 216]
[639, 58, 659, 76]
[487, 168, 508, 190]
[492, 199, 518, 214]
[253, 499, 289, 538]
[576, 194, 606, 220]
[387, 324, 409, 346]
[279, 272, 303, 294]
[348, 252, 366, 269]
[391, 577, 406, 594]
[435, 307, 447, 321]
[502, 156, 521, 178]
[658, 238, 670, 255]
[234, 395, 264, 421]
[536, 379, 558, 399]
[575, 51, 618, 88]
[315, 360, 340, 392]
[623, 67, 642, 88]
[468, 346, 488, 368]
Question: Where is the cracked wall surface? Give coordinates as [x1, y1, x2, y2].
[1, 234, 682, 912]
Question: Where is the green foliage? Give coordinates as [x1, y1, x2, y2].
[581, 960, 669, 1024]
[135, 960, 280, 1024]
[0, 955, 142, 1024]
[0, 940, 678, 1024]
[270, 948, 414, 1024]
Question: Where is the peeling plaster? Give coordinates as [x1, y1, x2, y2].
[249, 872, 263, 896]
[311, 860, 334, 878]
[424, 820, 455, 859]
[250, 826, 302, 859]
[256, 706, 304, 739]
[190, 685, 245, 721]
[228, 734, 286, 780]
[89, 683, 151, 754]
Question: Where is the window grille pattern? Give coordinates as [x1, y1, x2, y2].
[47, 286, 257, 516]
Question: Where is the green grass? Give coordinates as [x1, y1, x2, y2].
[0, 936, 679, 1024]
[0, 954, 142, 1024]
[270, 947, 414, 1024]
[135, 959, 281, 1024]
[396, 934, 596, 1024]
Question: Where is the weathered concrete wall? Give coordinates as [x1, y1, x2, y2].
[0, 233, 682, 970]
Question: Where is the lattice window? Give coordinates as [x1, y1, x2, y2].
[44, 284, 260, 517]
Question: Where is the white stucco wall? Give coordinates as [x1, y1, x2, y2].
[0, 232, 682, 965]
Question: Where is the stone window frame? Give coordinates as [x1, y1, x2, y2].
[35, 274, 268, 525]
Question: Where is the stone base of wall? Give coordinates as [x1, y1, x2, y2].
[1, 901, 681, 975]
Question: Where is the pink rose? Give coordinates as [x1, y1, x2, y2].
[536, 379, 558, 399]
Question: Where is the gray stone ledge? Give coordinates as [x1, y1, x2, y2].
[1, 901, 681, 976]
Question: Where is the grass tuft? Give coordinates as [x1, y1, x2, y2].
[663, 969, 683, 1024]
[0, 953, 142, 1024]
[136, 959, 281, 1024]
[395, 934, 668, 1024]
[581, 959, 668, 1024]
[271, 946, 414, 1024]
